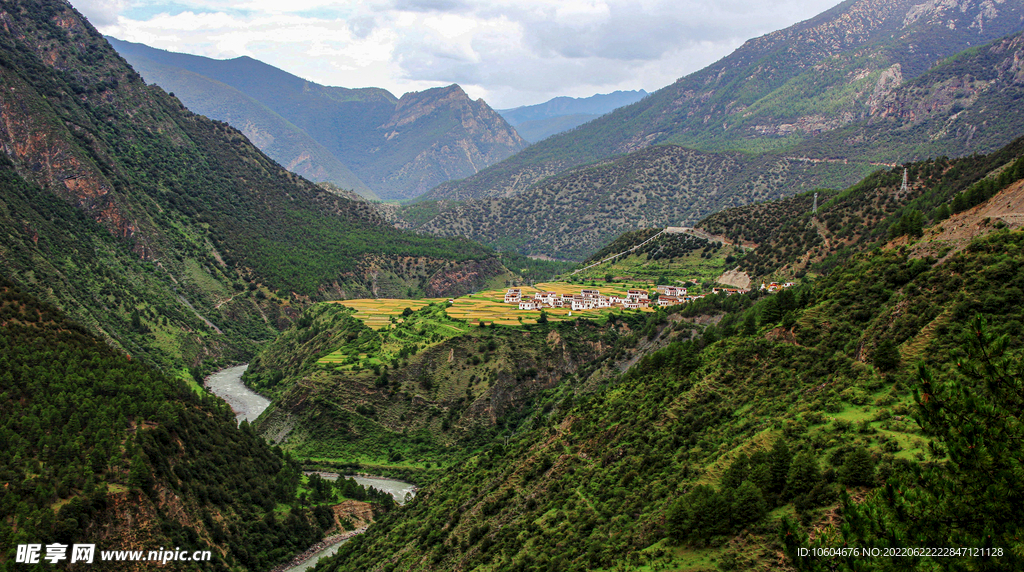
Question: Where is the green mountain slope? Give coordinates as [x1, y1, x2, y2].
[0, 277, 351, 571]
[400, 145, 875, 261]
[316, 169, 1024, 572]
[109, 38, 526, 200]
[424, 0, 1024, 202]
[0, 0, 503, 372]
[107, 42, 377, 199]
[244, 301, 676, 475]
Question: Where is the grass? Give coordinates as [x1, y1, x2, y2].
[571, 247, 741, 288]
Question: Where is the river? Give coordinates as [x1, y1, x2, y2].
[205, 366, 415, 572]
[204, 364, 270, 424]
[308, 472, 417, 505]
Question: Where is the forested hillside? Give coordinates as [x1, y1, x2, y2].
[245, 301, 682, 475]
[320, 188, 1024, 571]
[702, 136, 1024, 280]
[109, 39, 527, 201]
[0, 0, 504, 372]
[0, 277, 349, 571]
[400, 146, 872, 261]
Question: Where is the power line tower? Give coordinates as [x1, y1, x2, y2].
[900, 168, 908, 196]
[812, 192, 818, 216]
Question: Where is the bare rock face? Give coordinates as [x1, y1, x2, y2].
[367, 84, 527, 199]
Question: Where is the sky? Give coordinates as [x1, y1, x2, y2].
[73, 0, 840, 109]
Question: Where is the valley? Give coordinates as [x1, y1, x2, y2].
[3, 0, 1024, 570]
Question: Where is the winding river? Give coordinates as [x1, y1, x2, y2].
[311, 472, 417, 505]
[205, 365, 417, 572]
[204, 364, 270, 424]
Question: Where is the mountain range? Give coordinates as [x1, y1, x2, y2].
[496, 90, 648, 143]
[399, 0, 1024, 261]
[5, 0, 1024, 570]
[108, 38, 527, 201]
[0, 0, 505, 374]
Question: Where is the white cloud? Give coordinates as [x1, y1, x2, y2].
[75, 0, 841, 108]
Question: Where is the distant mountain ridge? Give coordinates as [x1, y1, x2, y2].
[497, 90, 648, 142]
[109, 38, 526, 200]
[404, 0, 1024, 263]
[424, 0, 1024, 203]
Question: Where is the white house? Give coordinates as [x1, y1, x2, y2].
[571, 296, 594, 311]
[658, 296, 681, 307]
[519, 299, 540, 310]
[626, 289, 649, 302]
[504, 288, 522, 303]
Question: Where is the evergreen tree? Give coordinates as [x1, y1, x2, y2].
[872, 339, 900, 371]
[786, 451, 821, 498]
[721, 453, 749, 490]
[127, 453, 153, 493]
[838, 446, 874, 487]
[732, 480, 767, 526]
[768, 438, 792, 497]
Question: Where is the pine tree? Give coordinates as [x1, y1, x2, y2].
[732, 480, 767, 526]
[786, 451, 820, 498]
[838, 446, 874, 487]
[768, 438, 792, 497]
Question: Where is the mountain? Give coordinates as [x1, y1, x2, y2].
[699, 135, 1024, 280]
[109, 38, 527, 200]
[403, 24, 1024, 261]
[497, 90, 648, 143]
[106, 39, 378, 200]
[0, 0, 504, 374]
[309, 133, 1024, 572]
[421, 0, 1024, 204]
[0, 276, 399, 571]
[398, 144, 878, 260]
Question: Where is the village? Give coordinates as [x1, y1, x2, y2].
[501, 281, 796, 312]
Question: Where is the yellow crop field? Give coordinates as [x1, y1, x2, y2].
[327, 280, 656, 331]
[327, 298, 445, 330]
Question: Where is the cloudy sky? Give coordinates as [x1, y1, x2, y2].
[73, 0, 840, 109]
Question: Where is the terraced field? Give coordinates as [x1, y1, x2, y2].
[327, 298, 446, 330]
[327, 281, 659, 331]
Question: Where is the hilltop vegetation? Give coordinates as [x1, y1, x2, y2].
[573, 228, 746, 287]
